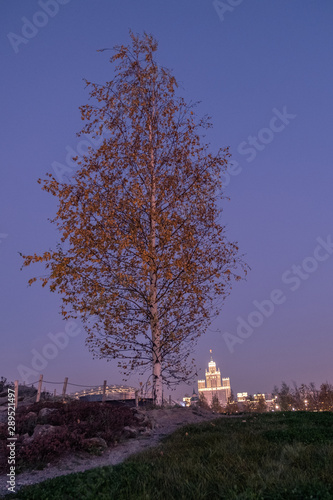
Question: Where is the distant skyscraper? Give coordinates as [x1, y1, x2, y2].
[198, 352, 231, 406]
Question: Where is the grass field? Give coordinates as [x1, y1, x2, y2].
[6, 412, 333, 499]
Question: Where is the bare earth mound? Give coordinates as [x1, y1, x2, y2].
[0, 406, 226, 496]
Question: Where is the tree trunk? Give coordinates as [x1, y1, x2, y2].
[149, 221, 162, 405]
[148, 101, 162, 406]
[152, 314, 162, 405]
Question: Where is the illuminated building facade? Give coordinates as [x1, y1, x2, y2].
[237, 392, 248, 402]
[182, 388, 199, 407]
[74, 384, 136, 401]
[198, 354, 231, 407]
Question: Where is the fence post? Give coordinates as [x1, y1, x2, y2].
[135, 390, 139, 408]
[14, 380, 19, 409]
[62, 377, 68, 400]
[36, 375, 43, 403]
[102, 380, 107, 402]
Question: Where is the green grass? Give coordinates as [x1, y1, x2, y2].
[5, 412, 333, 499]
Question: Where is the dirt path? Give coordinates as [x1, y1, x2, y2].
[0, 407, 227, 497]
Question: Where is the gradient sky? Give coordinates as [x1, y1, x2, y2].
[1, 0, 332, 401]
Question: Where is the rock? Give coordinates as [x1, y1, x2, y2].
[140, 428, 152, 437]
[133, 412, 152, 428]
[133, 411, 146, 422]
[82, 437, 108, 451]
[38, 408, 58, 420]
[142, 416, 152, 428]
[22, 433, 33, 445]
[32, 424, 57, 439]
[122, 426, 139, 439]
[25, 411, 37, 420]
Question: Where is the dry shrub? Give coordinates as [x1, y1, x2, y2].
[0, 401, 138, 472]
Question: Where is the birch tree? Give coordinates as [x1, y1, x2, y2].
[22, 33, 246, 405]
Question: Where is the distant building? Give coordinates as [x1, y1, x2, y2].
[73, 384, 137, 401]
[182, 395, 191, 406]
[190, 388, 199, 405]
[236, 392, 276, 411]
[237, 392, 248, 402]
[183, 388, 199, 407]
[198, 354, 231, 407]
[263, 394, 277, 411]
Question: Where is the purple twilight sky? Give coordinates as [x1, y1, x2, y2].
[1, 0, 332, 400]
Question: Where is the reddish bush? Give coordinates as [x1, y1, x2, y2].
[0, 401, 139, 472]
[16, 427, 84, 471]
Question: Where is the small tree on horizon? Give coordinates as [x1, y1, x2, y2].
[228, 389, 235, 404]
[211, 393, 223, 413]
[21, 32, 245, 405]
[275, 382, 294, 411]
[318, 383, 333, 411]
[198, 392, 210, 410]
[255, 395, 267, 413]
[292, 383, 308, 411]
[224, 400, 239, 414]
